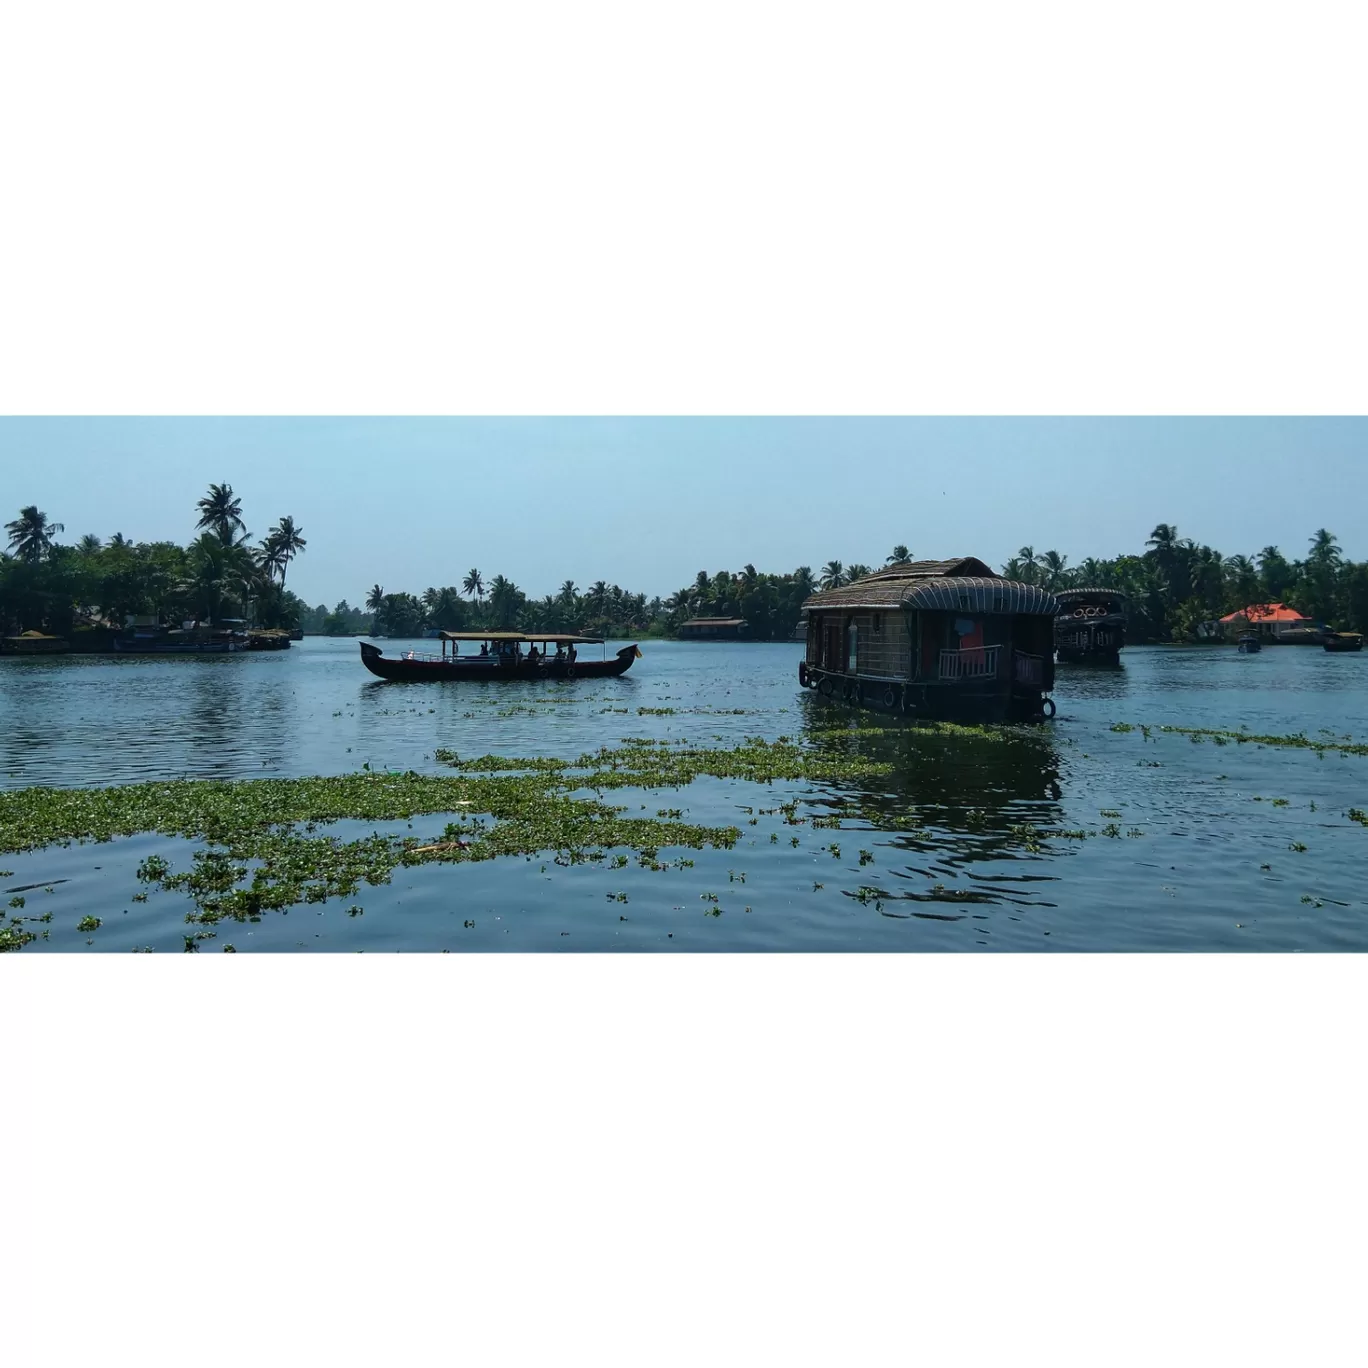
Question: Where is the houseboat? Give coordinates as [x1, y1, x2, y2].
[676, 617, 750, 641]
[114, 623, 247, 654]
[1054, 588, 1127, 663]
[1324, 631, 1363, 653]
[797, 559, 1059, 722]
[1237, 633, 1262, 654]
[360, 633, 641, 681]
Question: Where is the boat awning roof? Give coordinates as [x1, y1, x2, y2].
[806, 574, 1057, 616]
[438, 631, 604, 644]
[901, 579, 1059, 615]
[1055, 588, 1129, 604]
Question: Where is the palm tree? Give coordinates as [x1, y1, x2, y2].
[78, 533, 103, 554]
[1015, 546, 1040, 585]
[365, 584, 386, 614]
[182, 533, 256, 625]
[109, 532, 130, 550]
[266, 516, 307, 586]
[6, 506, 64, 563]
[820, 561, 844, 591]
[887, 544, 911, 565]
[196, 483, 246, 545]
[793, 566, 816, 600]
[844, 564, 873, 584]
[462, 568, 484, 604]
[487, 574, 523, 628]
[430, 586, 464, 630]
[1040, 550, 1069, 589]
[1308, 529, 1342, 570]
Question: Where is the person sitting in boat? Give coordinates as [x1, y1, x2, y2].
[479, 642, 489, 656]
[567, 645, 577, 665]
[527, 644, 540, 664]
[554, 642, 566, 661]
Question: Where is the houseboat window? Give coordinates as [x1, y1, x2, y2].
[872, 613, 883, 635]
[846, 619, 858, 672]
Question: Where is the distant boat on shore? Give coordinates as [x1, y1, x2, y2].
[1, 631, 69, 655]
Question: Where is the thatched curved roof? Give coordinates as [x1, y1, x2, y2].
[803, 558, 995, 611]
[802, 558, 1056, 616]
[1055, 588, 1129, 605]
[902, 578, 1058, 616]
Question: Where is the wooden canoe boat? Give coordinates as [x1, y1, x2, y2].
[360, 637, 641, 682]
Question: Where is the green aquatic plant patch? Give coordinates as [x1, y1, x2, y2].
[0, 724, 1061, 943]
[1141, 726, 1366, 757]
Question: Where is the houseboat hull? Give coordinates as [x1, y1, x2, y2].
[1324, 633, 1363, 653]
[114, 637, 246, 654]
[799, 665, 1054, 722]
[360, 641, 640, 681]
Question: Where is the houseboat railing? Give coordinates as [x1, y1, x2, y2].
[1013, 651, 1046, 687]
[938, 645, 1001, 680]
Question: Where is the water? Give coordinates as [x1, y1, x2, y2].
[2, 638, 1366, 952]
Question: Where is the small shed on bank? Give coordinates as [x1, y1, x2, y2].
[677, 618, 750, 640]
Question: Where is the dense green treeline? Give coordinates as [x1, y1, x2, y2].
[999, 525, 1368, 640]
[1, 487, 309, 635]
[6, 494, 1367, 643]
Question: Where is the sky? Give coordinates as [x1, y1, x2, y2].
[1, 417, 1364, 607]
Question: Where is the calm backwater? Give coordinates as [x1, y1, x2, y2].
[3, 638, 1366, 952]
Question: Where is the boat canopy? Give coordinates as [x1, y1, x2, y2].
[1055, 588, 1129, 605]
[901, 578, 1058, 616]
[438, 631, 605, 644]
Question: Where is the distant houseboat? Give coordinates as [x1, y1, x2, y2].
[1054, 588, 1128, 663]
[114, 623, 247, 654]
[798, 559, 1059, 722]
[677, 617, 750, 641]
[1324, 632, 1363, 653]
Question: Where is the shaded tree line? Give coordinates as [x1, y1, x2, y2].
[1, 487, 308, 635]
[1000, 526, 1368, 641]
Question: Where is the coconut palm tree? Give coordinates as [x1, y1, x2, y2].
[109, 532, 130, 550]
[1015, 546, 1040, 585]
[266, 516, 307, 586]
[887, 544, 910, 565]
[365, 584, 386, 614]
[844, 564, 873, 584]
[820, 561, 844, 591]
[196, 483, 246, 545]
[78, 533, 103, 554]
[462, 568, 484, 605]
[6, 506, 64, 563]
[1308, 528, 1342, 570]
[486, 574, 523, 628]
[1040, 550, 1069, 589]
[182, 533, 256, 625]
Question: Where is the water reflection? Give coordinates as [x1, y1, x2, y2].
[796, 697, 1068, 910]
[1055, 661, 1130, 703]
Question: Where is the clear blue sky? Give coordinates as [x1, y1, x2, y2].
[2, 418, 1363, 607]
